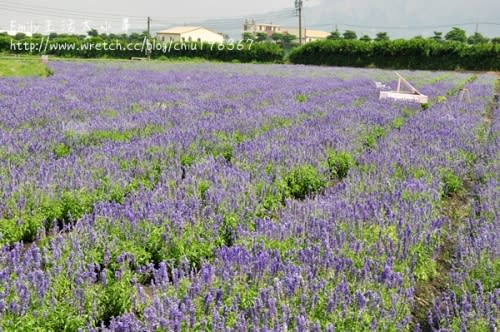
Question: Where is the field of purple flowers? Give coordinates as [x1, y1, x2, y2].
[0, 62, 498, 331]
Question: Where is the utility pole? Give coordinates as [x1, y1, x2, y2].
[147, 16, 152, 38]
[295, 0, 303, 45]
[146, 16, 152, 59]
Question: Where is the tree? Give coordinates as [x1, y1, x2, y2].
[492, 37, 500, 45]
[14, 32, 26, 40]
[128, 32, 141, 41]
[87, 29, 98, 37]
[282, 34, 297, 48]
[242, 32, 254, 41]
[445, 27, 467, 43]
[271, 32, 284, 43]
[374, 32, 389, 42]
[342, 30, 357, 40]
[327, 30, 341, 40]
[467, 32, 489, 44]
[430, 31, 443, 41]
[359, 35, 371, 42]
[255, 32, 268, 42]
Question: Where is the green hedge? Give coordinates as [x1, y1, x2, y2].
[288, 39, 500, 70]
[1, 36, 284, 63]
[3, 35, 498, 69]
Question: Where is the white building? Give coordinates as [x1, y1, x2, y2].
[242, 20, 329, 43]
[156, 26, 224, 44]
[285, 28, 330, 43]
[243, 20, 281, 36]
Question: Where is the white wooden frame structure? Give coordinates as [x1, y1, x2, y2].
[379, 72, 429, 104]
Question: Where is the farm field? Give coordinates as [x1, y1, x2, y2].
[0, 61, 498, 331]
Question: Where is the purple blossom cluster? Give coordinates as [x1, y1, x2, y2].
[0, 62, 497, 331]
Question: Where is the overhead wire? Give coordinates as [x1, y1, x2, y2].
[2, 0, 498, 34]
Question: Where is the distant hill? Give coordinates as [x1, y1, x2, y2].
[158, 0, 500, 40]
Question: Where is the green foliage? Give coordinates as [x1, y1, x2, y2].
[208, 141, 233, 162]
[255, 32, 269, 42]
[359, 35, 372, 42]
[295, 94, 308, 103]
[0, 175, 151, 245]
[363, 125, 386, 149]
[66, 124, 163, 147]
[98, 270, 133, 325]
[197, 180, 211, 200]
[3, 36, 284, 63]
[445, 27, 467, 43]
[342, 30, 357, 40]
[221, 213, 239, 246]
[441, 169, 463, 196]
[242, 32, 255, 41]
[326, 150, 355, 179]
[467, 32, 489, 45]
[411, 243, 438, 282]
[288, 39, 500, 71]
[53, 143, 71, 159]
[391, 117, 405, 130]
[0, 58, 52, 77]
[328, 30, 342, 40]
[283, 165, 326, 200]
[401, 107, 416, 118]
[430, 31, 443, 42]
[180, 153, 196, 168]
[374, 32, 390, 42]
[436, 95, 448, 103]
[164, 223, 218, 268]
[255, 180, 286, 217]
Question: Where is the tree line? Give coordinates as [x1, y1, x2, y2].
[1, 27, 499, 70]
[324, 27, 499, 45]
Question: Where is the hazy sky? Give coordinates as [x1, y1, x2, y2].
[1, 0, 499, 38]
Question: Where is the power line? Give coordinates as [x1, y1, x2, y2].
[307, 21, 500, 31]
[0, 0, 295, 22]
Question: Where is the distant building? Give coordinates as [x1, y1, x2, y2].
[243, 20, 281, 36]
[242, 20, 329, 43]
[286, 28, 330, 43]
[156, 26, 224, 44]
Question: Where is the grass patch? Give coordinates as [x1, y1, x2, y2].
[65, 124, 163, 147]
[0, 59, 52, 77]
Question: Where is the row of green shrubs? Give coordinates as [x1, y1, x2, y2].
[3, 35, 500, 69]
[1, 36, 284, 63]
[288, 39, 500, 70]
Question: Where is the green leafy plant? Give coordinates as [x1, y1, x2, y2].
[284, 165, 326, 200]
[441, 169, 463, 196]
[391, 117, 405, 130]
[295, 94, 308, 103]
[363, 125, 386, 149]
[326, 150, 355, 179]
[197, 180, 211, 200]
[53, 143, 71, 159]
